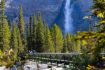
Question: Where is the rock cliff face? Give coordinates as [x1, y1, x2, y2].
[5, 0, 93, 33]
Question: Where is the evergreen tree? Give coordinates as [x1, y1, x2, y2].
[11, 24, 18, 54]
[3, 19, 11, 51]
[0, 0, 5, 51]
[32, 15, 37, 50]
[63, 34, 74, 52]
[36, 14, 45, 52]
[0, 0, 11, 51]
[0, 0, 5, 50]
[66, 34, 73, 52]
[91, 0, 105, 64]
[44, 24, 54, 52]
[51, 24, 63, 53]
[18, 5, 25, 47]
[62, 37, 68, 53]
[75, 39, 81, 53]
[11, 24, 23, 54]
[1, 0, 5, 16]
[27, 16, 33, 50]
[62, 34, 77, 53]
[17, 28, 23, 54]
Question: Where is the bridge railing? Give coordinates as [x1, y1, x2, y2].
[27, 53, 105, 69]
[29, 53, 105, 62]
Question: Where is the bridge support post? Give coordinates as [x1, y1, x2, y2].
[64, 55, 66, 68]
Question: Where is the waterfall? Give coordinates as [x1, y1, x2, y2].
[64, 0, 73, 33]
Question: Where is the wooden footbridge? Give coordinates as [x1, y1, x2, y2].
[28, 53, 105, 65]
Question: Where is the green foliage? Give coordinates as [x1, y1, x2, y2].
[51, 24, 63, 53]
[18, 5, 25, 47]
[65, 34, 76, 52]
[19, 5, 25, 34]
[74, 0, 105, 68]
[35, 14, 45, 52]
[0, 0, 6, 51]
[1, 0, 5, 16]
[76, 32, 96, 53]
[62, 34, 77, 53]
[17, 28, 23, 53]
[3, 19, 11, 51]
[1, 0, 105, 69]
[11, 24, 23, 55]
[44, 25, 54, 52]
[32, 16, 37, 50]
[92, 0, 105, 65]
[11, 24, 18, 54]
[62, 38, 68, 53]
[27, 16, 33, 50]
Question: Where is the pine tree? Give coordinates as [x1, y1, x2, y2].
[32, 15, 37, 50]
[62, 34, 77, 53]
[11, 24, 18, 54]
[3, 19, 11, 51]
[36, 14, 45, 52]
[27, 16, 33, 50]
[44, 24, 54, 52]
[0, 0, 11, 51]
[27, 24, 30, 50]
[17, 27, 23, 54]
[75, 39, 81, 53]
[1, 0, 5, 16]
[62, 37, 68, 53]
[18, 5, 25, 47]
[65, 34, 74, 52]
[51, 24, 63, 53]
[91, 0, 105, 64]
[11, 23, 23, 55]
[0, 0, 5, 50]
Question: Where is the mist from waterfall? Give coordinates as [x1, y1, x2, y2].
[64, 0, 73, 34]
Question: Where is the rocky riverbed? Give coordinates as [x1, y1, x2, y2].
[24, 60, 65, 70]
[0, 60, 68, 70]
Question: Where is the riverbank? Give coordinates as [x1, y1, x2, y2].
[24, 60, 66, 70]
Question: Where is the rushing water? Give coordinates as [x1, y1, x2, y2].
[23, 60, 64, 70]
[64, 0, 73, 33]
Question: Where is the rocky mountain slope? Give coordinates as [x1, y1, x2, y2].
[5, 0, 93, 33]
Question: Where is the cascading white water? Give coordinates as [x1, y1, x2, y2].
[65, 0, 73, 33]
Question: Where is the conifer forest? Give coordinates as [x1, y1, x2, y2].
[0, 0, 105, 70]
